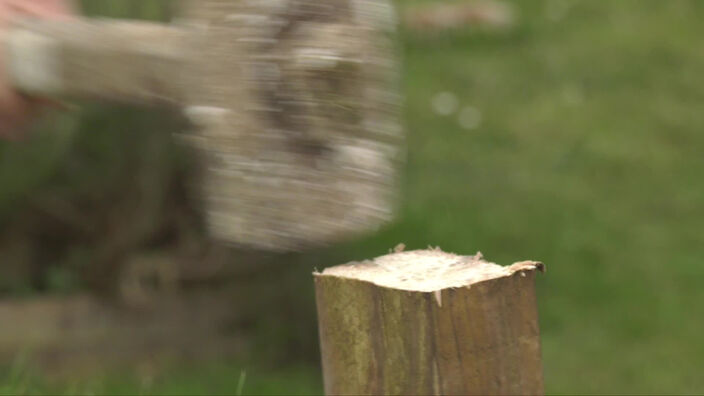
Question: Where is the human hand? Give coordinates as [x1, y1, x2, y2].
[0, 0, 74, 139]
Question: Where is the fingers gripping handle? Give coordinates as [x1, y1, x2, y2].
[4, 19, 188, 104]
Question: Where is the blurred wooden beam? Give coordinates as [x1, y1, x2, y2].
[0, 291, 245, 376]
[404, 1, 516, 33]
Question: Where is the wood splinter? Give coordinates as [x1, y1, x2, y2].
[314, 248, 545, 395]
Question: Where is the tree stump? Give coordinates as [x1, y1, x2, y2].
[314, 248, 545, 395]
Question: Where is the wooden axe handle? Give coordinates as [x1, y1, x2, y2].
[4, 18, 188, 104]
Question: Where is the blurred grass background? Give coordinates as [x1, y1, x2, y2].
[2, 0, 704, 394]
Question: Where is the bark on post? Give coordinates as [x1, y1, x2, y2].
[314, 248, 545, 395]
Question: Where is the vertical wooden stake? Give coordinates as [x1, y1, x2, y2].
[314, 249, 545, 395]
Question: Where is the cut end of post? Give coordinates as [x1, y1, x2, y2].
[317, 247, 543, 293]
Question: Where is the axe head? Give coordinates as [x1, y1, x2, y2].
[180, 0, 403, 251]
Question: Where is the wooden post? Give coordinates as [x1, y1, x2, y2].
[314, 248, 545, 395]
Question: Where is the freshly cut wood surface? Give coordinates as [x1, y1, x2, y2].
[315, 248, 544, 395]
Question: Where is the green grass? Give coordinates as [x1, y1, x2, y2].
[1, 360, 322, 395]
[4, 0, 704, 394]
[389, 0, 704, 393]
